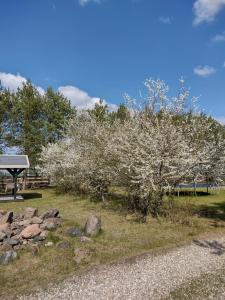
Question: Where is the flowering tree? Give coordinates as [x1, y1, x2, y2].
[40, 79, 225, 218]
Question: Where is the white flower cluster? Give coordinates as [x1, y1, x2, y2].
[40, 79, 225, 216]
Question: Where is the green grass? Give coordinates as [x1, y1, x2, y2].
[1, 187, 225, 299]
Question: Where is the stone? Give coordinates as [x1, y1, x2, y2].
[80, 236, 93, 243]
[21, 224, 41, 239]
[0, 231, 6, 241]
[45, 241, 53, 247]
[0, 211, 13, 224]
[3, 238, 20, 246]
[31, 217, 43, 224]
[11, 223, 22, 231]
[13, 234, 22, 241]
[13, 213, 23, 222]
[40, 209, 59, 220]
[74, 248, 90, 264]
[18, 219, 32, 226]
[24, 207, 38, 219]
[67, 227, 83, 237]
[0, 209, 6, 215]
[12, 228, 23, 236]
[57, 241, 71, 249]
[40, 230, 49, 238]
[84, 215, 101, 237]
[0, 250, 17, 265]
[13, 245, 21, 251]
[40, 218, 61, 231]
[0, 223, 11, 233]
[33, 235, 45, 242]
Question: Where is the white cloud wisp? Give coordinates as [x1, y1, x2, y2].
[79, 0, 101, 6]
[193, 0, 225, 26]
[211, 32, 225, 43]
[193, 65, 216, 77]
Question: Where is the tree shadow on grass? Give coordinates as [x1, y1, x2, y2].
[174, 191, 210, 197]
[193, 239, 225, 255]
[197, 201, 225, 223]
[21, 192, 42, 200]
[99, 191, 131, 215]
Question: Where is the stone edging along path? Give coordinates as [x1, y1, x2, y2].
[19, 236, 225, 300]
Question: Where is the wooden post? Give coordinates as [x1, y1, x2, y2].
[194, 180, 197, 196]
[13, 169, 17, 200]
[6, 168, 25, 200]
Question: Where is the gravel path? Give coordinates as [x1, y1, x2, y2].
[20, 237, 225, 300]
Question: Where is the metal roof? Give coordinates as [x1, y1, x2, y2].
[0, 155, 30, 169]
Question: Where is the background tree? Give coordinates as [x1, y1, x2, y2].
[0, 81, 76, 167]
[43, 87, 76, 144]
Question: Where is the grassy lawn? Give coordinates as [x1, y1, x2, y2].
[1, 187, 225, 299]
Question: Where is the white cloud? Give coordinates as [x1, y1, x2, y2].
[193, 0, 225, 26]
[159, 16, 172, 24]
[193, 65, 216, 77]
[79, 0, 101, 6]
[215, 116, 225, 125]
[0, 71, 117, 111]
[211, 32, 225, 43]
[0, 72, 26, 92]
[0, 72, 45, 95]
[58, 85, 117, 110]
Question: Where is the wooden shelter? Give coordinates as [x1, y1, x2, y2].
[0, 155, 30, 200]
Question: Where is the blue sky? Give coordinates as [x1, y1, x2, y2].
[0, 0, 225, 121]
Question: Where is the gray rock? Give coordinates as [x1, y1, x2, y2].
[33, 235, 45, 242]
[40, 218, 61, 231]
[24, 207, 38, 219]
[40, 209, 59, 220]
[0, 231, 6, 241]
[84, 215, 101, 237]
[3, 238, 20, 246]
[0, 250, 17, 265]
[0, 211, 13, 224]
[67, 227, 83, 237]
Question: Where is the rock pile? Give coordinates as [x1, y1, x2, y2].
[0, 207, 62, 264]
[0, 211, 101, 265]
